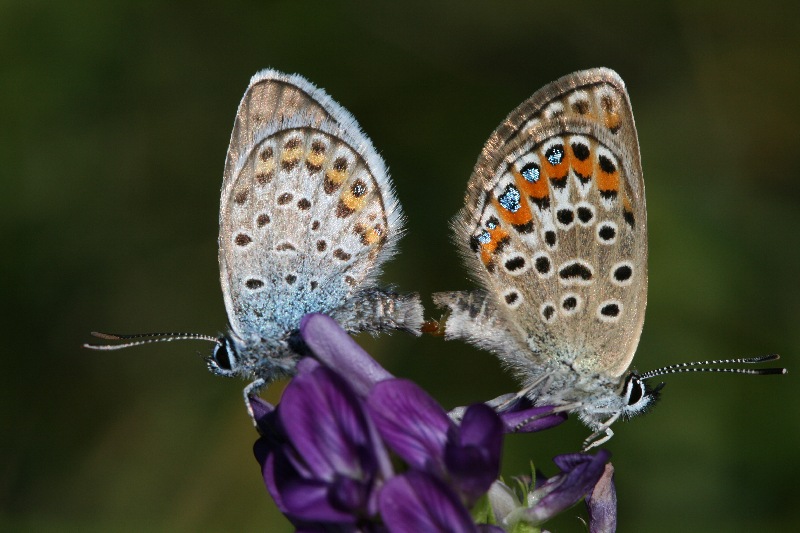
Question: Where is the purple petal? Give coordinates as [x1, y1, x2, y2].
[248, 395, 275, 425]
[265, 448, 356, 523]
[444, 404, 503, 504]
[275, 461, 356, 523]
[524, 450, 611, 524]
[280, 362, 388, 482]
[492, 395, 567, 433]
[457, 403, 504, 454]
[367, 379, 451, 471]
[249, 395, 286, 452]
[586, 463, 617, 533]
[379, 472, 478, 533]
[296, 357, 321, 374]
[260, 453, 288, 514]
[300, 313, 393, 395]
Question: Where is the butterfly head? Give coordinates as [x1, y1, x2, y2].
[618, 371, 664, 419]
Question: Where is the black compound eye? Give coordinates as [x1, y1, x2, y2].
[627, 378, 644, 406]
[213, 342, 233, 371]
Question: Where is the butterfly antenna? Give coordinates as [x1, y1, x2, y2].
[640, 354, 787, 380]
[83, 331, 219, 351]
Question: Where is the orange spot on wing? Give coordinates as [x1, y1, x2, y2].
[596, 162, 619, 193]
[512, 166, 549, 200]
[571, 147, 593, 180]
[480, 226, 509, 265]
[605, 111, 621, 131]
[492, 191, 533, 227]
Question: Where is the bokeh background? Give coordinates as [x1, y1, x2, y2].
[3, 1, 799, 531]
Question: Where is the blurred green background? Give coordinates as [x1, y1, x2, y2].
[3, 1, 799, 531]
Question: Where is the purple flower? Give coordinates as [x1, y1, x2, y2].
[251, 314, 506, 530]
[523, 451, 612, 524]
[486, 450, 614, 529]
[368, 379, 503, 506]
[252, 358, 392, 528]
[250, 314, 616, 531]
[586, 463, 617, 533]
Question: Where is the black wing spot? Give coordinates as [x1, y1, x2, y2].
[601, 303, 620, 317]
[599, 155, 616, 174]
[534, 255, 551, 274]
[598, 225, 616, 242]
[504, 256, 526, 272]
[245, 279, 264, 289]
[559, 262, 593, 281]
[557, 209, 574, 226]
[571, 142, 590, 161]
[614, 265, 632, 282]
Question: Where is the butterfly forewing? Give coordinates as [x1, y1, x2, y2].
[454, 68, 646, 378]
[222, 72, 333, 183]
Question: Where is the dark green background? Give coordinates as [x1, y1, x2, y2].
[3, 1, 798, 531]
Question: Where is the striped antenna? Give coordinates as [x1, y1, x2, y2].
[640, 354, 786, 380]
[84, 331, 219, 351]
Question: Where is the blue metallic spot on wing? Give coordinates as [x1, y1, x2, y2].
[498, 184, 521, 213]
[546, 145, 564, 165]
[521, 163, 540, 183]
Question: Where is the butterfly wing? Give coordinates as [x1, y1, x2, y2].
[443, 68, 646, 379]
[219, 70, 405, 340]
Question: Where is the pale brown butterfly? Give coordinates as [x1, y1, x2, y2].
[432, 68, 785, 449]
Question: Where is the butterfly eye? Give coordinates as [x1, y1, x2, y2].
[621, 374, 663, 418]
[626, 376, 644, 406]
[212, 338, 235, 372]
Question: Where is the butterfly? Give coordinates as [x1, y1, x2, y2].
[432, 68, 784, 449]
[86, 70, 424, 400]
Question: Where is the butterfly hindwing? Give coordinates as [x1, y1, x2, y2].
[439, 68, 646, 379]
[219, 71, 420, 372]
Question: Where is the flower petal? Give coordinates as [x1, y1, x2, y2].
[586, 463, 617, 533]
[249, 395, 286, 452]
[485, 480, 520, 525]
[444, 404, 503, 504]
[280, 362, 385, 481]
[380, 471, 478, 533]
[493, 395, 567, 433]
[300, 313, 393, 395]
[451, 394, 567, 434]
[521, 450, 611, 524]
[367, 379, 451, 471]
[274, 455, 356, 523]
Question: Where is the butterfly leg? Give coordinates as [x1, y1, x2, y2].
[582, 412, 621, 450]
[243, 378, 267, 426]
[332, 288, 424, 335]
